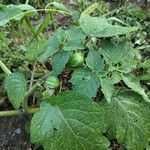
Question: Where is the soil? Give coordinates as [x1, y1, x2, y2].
[0, 116, 31, 150]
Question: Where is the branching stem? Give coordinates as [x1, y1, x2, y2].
[23, 82, 41, 112]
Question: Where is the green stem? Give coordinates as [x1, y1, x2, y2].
[104, 5, 125, 17]
[23, 18, 37, 38]
[23, 82, 41, 112]
[23, 97, 28, 113]
[35, 14, 51, 36]
[25, 0, 29, 4]
[29, 62, 36, 89]
[50, 12, 57, 30]
[0, 60, 12, 75]
[0, 107, 39, 117]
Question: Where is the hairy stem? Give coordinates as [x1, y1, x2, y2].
[0, 60, 12, 75]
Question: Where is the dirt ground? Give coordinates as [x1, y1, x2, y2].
[0, 116, 31, 150]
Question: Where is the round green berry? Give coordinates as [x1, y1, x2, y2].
[45, 76, 60, 89]
[69, 52, 84, 68]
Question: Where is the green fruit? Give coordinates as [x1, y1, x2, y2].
[45, 76, 60, 89]
[69, 52, 84, 68]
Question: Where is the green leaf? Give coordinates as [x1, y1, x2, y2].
[103, 91, 150, 150]
[137, 60, 150, 68]
[56, 28, 66, 43]
[121, 56, 138, 73]
[86, 50, 104, 72]
[0, 4, 5, 9]
[70, 68, 100, 97]
[120, 45, 138, 73]
[22, 18, 36, 37]
[83, 3, 99, 14]
[26, 40, 48, 62]
[51, 51, 70, 75]
[63, 27, 86, 51]
[111, 72, 122, 84]
[79, 14, 138, 37]
[100, 40, 134, 64]
[46, 2, 70, 14]
[39, 34, 59, 62]
[4, 72, 27, 109]
[122, 74, 150, 102]
[31, 91, 109, 150]
[0, 4, 35, 26]
[15, 4, 36, 11]
[0, 5, 23, 26]
[138, 73, 150, 81]
[100, 77, 114, 103]
[39, 27, 86, 61]
[30, 103, 62, 143]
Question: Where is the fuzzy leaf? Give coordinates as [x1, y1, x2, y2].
[103, 91, 150, 150]
[39, 33, 59, 61]
[26, 40, 48, 62]
[4, 72, 27, 109]
[100, 40, 134, 63]
[100, 77, 114, 103]
[63, 27, 86, 51]
[30, 103, 62, 143]
[39, 27, 86, 61]
[111, 72, 122, 84]
[31, 91, 109, 150]
[51, 51, 70, 75]
[122, 74, 150, 102]
[0, 4, 35, 26]
[80, 14, 138, 37]
[121, 56, 138, 73]
[86, 50, 104, 72]
[0, 5, 23, 26]
[70, 68, 100, 97]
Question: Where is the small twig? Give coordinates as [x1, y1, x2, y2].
[23, 73, 48, 112]
[41, 62, 47, 69]
[27, 79, 38, 83]
[29, 62, 37, 89]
